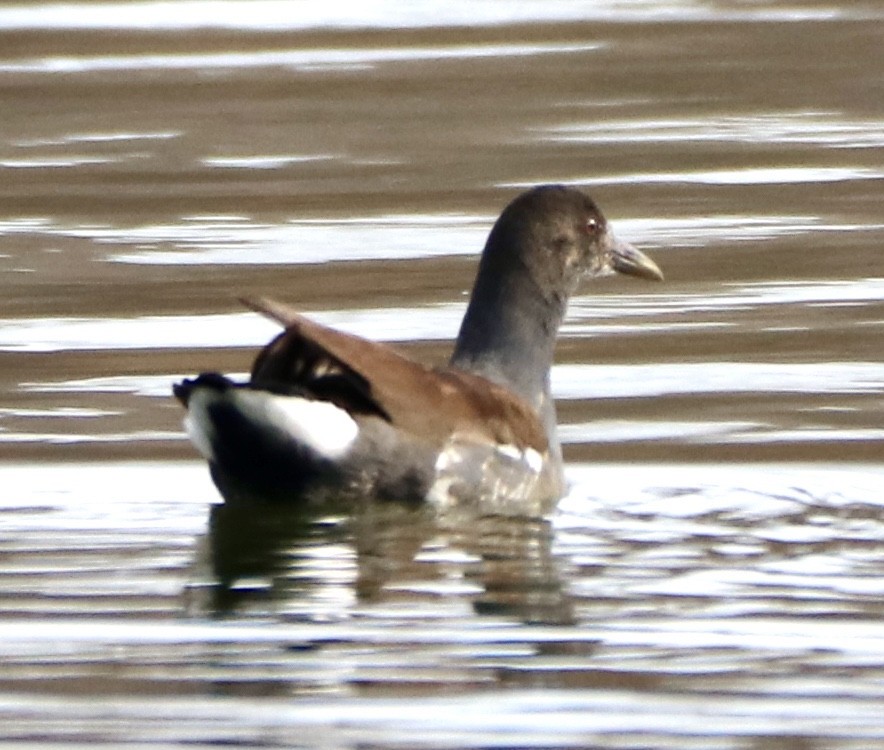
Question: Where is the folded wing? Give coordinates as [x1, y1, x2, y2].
[242, 296, 547, 453]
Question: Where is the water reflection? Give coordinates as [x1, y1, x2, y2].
[191, 500, 575, 626]
[3, 460, 884, 746]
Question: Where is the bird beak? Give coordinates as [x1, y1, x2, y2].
[608, 232, 664, 282]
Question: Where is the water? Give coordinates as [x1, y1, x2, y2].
[1, 1, 883, 747]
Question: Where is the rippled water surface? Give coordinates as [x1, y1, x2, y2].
[1, 1, 883, 747]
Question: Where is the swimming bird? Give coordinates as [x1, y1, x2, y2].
[173, 185, 662, 513]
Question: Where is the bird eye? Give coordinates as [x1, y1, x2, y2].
[585, 218, 600, 234]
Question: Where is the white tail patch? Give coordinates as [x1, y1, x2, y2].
[255, 391, 359, 459]
[183, 393, 217, 461]
[183, 386, 359, 462]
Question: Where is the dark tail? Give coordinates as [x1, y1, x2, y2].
[173, 372, 233, 406]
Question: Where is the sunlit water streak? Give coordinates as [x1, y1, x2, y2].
[0, 608, 830, 658]
[12, 131, 181, 148]
[17, 361, 884, 400]
[0, 461, 214, 521]
[2, 276, 882, 352]
[0, 429, 184, 445]
[562, 421, 884, 445]
[0, 155, 120, 169]
[0, 0, 874, 32]
[553, 361, 884, 399]
[562, 463, 884, 517]
[539, 112, 884, 149]
[506, 166, 884, 187]
[0, 42, 603, 75]
[1, 687, 881, 748]
[0, 214, 879, 268]
[0, 214, 487, 265]
[202, 154, 336, 169]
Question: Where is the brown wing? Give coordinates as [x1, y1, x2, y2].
[242, 296, 548, 452]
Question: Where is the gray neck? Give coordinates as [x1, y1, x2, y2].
[449, 259, 567, 457]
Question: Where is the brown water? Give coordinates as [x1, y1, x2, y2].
[1, 2, 883, 747]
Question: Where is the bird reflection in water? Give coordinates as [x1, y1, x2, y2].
[186, 496, 575, 626]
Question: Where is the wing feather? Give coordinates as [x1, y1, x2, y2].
[242, 296, 547, 452]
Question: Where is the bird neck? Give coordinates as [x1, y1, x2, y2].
[450, 262, 567, 414]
